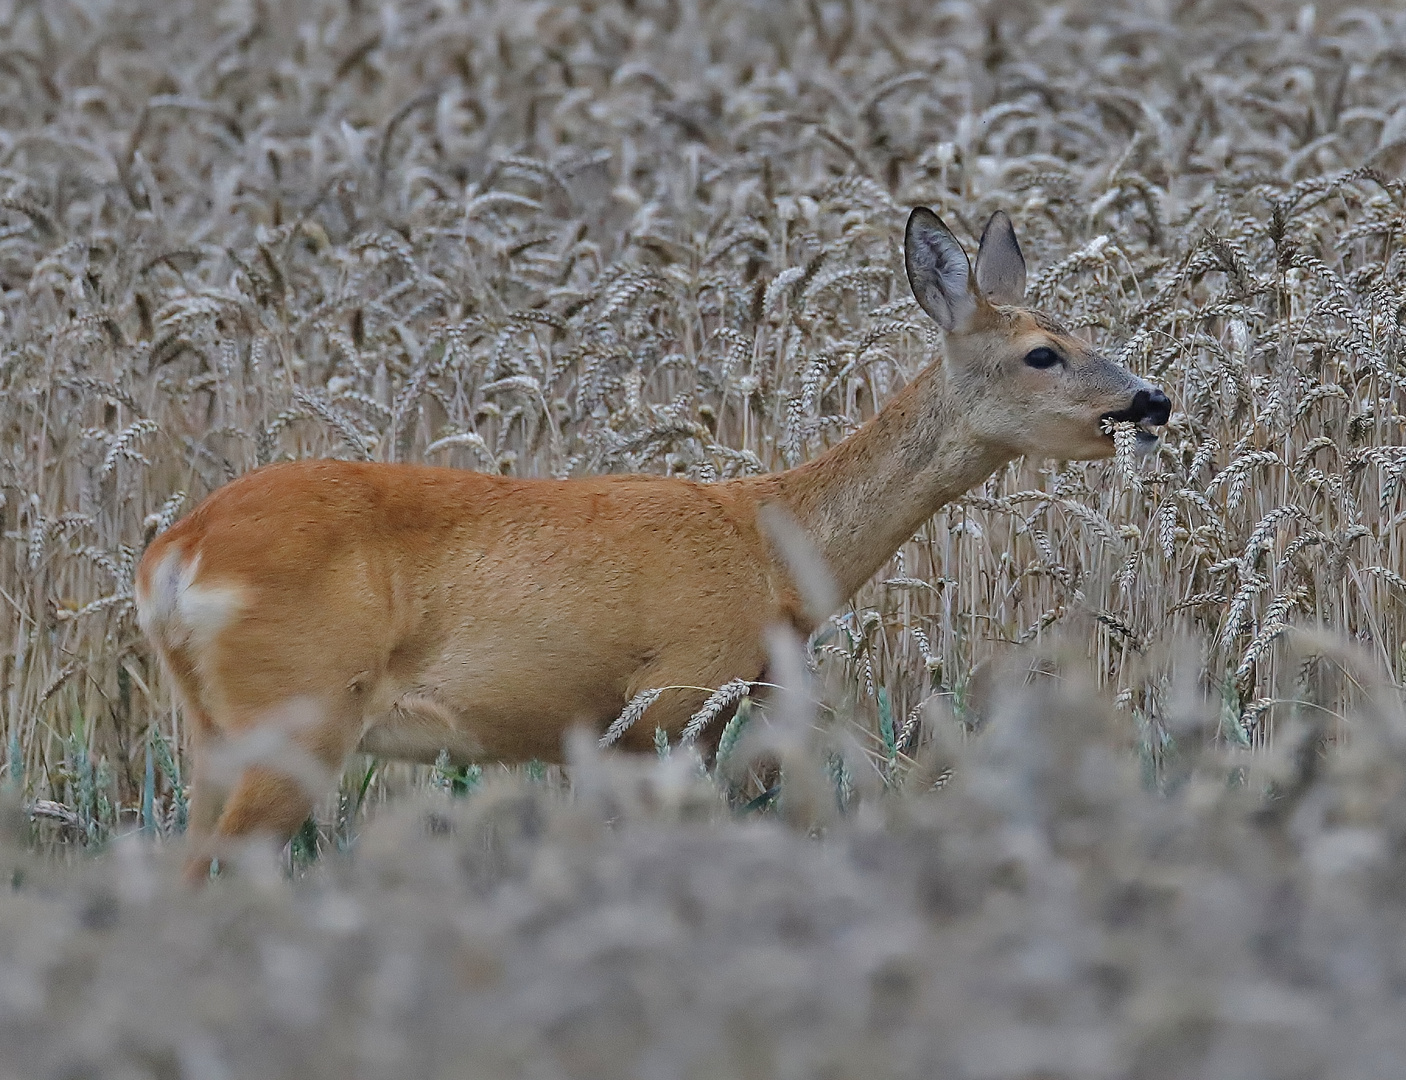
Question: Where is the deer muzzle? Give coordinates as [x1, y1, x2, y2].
[1101, 387, 1171, 447]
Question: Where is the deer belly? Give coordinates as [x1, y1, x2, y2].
[361, 634, 633, 763]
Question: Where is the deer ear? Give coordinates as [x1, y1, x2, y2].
[905, 207, 979, 333]
[974, 210, 1026, 305]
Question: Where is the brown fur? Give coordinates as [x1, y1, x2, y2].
[135, 211, 1166, 882]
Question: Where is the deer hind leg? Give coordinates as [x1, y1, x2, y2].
[182, 694, 364, 885]
[182, 717, 230, 880]
[149, 643, 235, 883]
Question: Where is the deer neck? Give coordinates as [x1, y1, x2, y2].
[753, 361, 1010, 612]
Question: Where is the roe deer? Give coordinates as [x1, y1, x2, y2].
[136, 208, 1170, 880]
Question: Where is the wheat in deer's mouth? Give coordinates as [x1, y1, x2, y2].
[1098, 415, 1161, 460]
[1100, 394, 1168, 449]
[1099, 418, 1161, 447]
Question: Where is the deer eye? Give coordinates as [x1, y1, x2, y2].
[1023, 347, 1062, 369]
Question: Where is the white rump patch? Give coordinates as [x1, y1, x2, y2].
[136, 548, 244, 650]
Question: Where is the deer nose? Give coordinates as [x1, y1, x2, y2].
[1131, 388, 1171, 426]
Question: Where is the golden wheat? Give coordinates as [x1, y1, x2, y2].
[1, 0, 1404, 824]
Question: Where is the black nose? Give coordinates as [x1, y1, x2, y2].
[1131, 388, 1171, 426]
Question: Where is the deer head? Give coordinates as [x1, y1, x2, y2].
[905, 207, 1170, 461]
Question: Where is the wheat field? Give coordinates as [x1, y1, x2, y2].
[2, 0, 1406, 1073]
